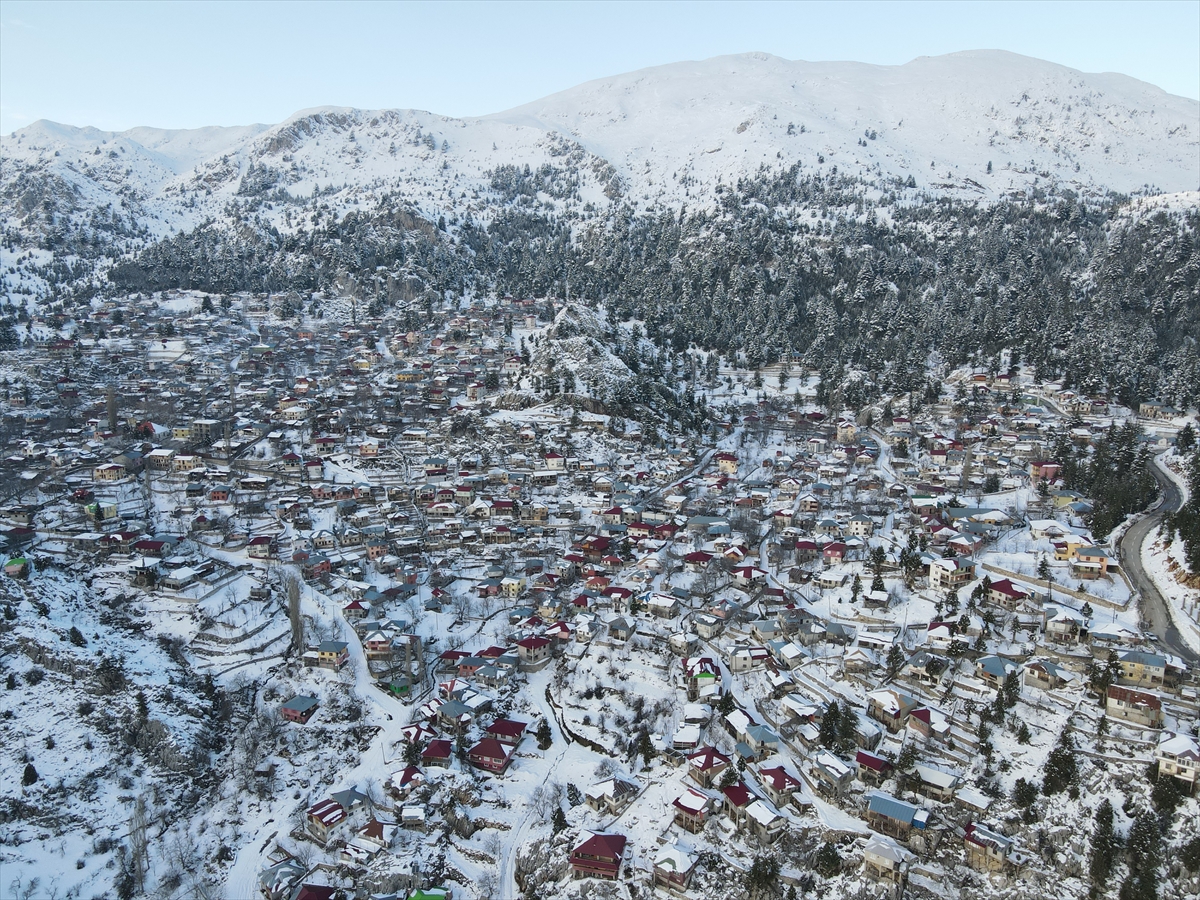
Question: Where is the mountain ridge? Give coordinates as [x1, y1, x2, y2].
[5, 49, 1198, 220]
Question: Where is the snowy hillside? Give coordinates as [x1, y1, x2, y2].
[2, 50, 1197, 248]
[1, 106, 611, 247]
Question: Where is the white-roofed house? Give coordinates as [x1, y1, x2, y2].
[744, 798, 786, 845]
[653, 843, 698, 894]
[863, 832, 914, 889]
[1156, 732, 1200, 793]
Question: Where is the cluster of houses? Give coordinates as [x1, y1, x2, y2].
[4, 294, 1197, 900]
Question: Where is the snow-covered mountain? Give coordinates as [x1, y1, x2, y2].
[2, 50, 1197, 244]
[491, 50, 1200, 201]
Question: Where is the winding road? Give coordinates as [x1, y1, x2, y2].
[1117, 456, 1199, 663]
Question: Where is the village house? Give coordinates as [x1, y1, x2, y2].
[1043, 606, 1084, 645]
[1156, 732, 1200, 793]
[280, 695, 319, 724]
[1071, 546, 1112, 579]
[485, 718, 528, 746]
[866, 792, 929, 842]
[585, 778, 640, 816]
[914, 764, 960, 802]
[687, 746, 731, 788]
[570, 833, 627, 881]
[1105, 685, 1164, 728]
[863, 832, 913, 891]
[1022, 659, 1075, 691]
[1116, 650, 1167, 689]
[987, 578, 1029, 610]
[856, 750, 894, 787]
[757, 764, 803, 809]
[812, 751, 854, 797]
[671, 787, 713, 833]
[315, 640, 349, 671]
[745, 799, 787, 845]
[421, 739, 453, 768]
[305, 798, 348, 846]
[964, 823, 1014, 872]
[929, 557, 975, 591]
[516, 635, 552, 668]
[467, 738, 514, 774]
[867, 689, 919, 733]
[653, 844, 698, 894]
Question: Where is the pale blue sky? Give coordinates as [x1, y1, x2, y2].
[2, 0, 1197, 135]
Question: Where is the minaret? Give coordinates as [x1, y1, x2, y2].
[107, 386, 118, 432]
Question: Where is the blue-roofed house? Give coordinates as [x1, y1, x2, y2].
[974, 655, 1018, 689]
[866, 792, 930, 841]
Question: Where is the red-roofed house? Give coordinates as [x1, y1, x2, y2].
[1106, 685, 1164, 728]
[516, 636, 551, 666]
[306, 799, 348, 845]
[687, 746, 731, 788]
[672, 787, 713, 833]
[422, 739, 454, 768]
[486, 719, 528, 746]
[856, 750, 894, 787]
[757, 765, 803, 808]
[570, 833, 627, 880]
[987, 578, 1029, 610]
[467, 738, 513, 774]
[720, 782, 757, 827]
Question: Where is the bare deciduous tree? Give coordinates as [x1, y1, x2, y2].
[129, 794, 149, 895]
[284, 570, 304, 653]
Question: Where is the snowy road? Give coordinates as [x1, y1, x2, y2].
[498, 675, 570, 899]
[1118, 455, 1199, 663]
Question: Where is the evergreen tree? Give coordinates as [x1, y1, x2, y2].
[1150, 772, 1184, 826]
[815, 842, 841, 877]
[403, 740, 421, 766]
[837, 703, 858, 751]
[638, 730, 657, 765]
[1042, 730, 1078, 796]
[1120, 812, 1161, 900]
[745, 854, 780, 900]
[1002, 671, 1020, 709]
[886, 644, 904, 679]
[1012, 777, 1038, 809]
[1089, 798, 1117, 897]
[1177, 424, 1195, 452]
[818, 701, 842, 748]
[536, 719, 552, 750]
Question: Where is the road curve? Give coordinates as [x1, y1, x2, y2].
[1117, 456, 1199, 664]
